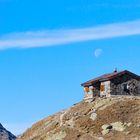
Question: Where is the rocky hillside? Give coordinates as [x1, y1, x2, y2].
[0, 123, 16, 140]
[17, 96, 140, 140]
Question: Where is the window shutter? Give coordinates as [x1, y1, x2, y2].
[100, 85, 105, 91]
[84, 87, 89, 92]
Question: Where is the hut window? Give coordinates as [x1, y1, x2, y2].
[100, 85, 105, 91]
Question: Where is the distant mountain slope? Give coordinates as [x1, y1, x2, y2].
[17, 96, 140, 140]
[0, 123, 16, 140]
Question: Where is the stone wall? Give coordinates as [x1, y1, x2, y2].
[110, 75, 140, 96]
[84, 92, 93, 100]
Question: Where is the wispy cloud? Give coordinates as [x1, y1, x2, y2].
[1, 20, 140, 49]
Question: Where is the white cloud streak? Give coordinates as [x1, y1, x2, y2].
[1, 20, 140, 49]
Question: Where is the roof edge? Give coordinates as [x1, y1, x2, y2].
[81, 70, 140, 87]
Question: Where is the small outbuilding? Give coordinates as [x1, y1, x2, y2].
[81, 70, 140, 99]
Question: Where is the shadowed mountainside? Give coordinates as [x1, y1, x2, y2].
[17, 96, 140, 140]
[0, 123, 16, 140]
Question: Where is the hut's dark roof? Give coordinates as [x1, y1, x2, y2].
[81, 70, 140, 87]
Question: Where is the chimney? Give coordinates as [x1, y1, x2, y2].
[114, 68, 117, 73]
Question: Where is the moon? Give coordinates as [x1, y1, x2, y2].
[94, 49, 103, 58]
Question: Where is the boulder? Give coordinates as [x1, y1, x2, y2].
[90, 113, 97, 121]
[101, 129, 110, 135]
[111, 122, 126, 132]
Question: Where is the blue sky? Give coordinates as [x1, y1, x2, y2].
[1, 0, 140, 135]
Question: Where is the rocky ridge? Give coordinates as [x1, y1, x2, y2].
[17, 96, 140, 140]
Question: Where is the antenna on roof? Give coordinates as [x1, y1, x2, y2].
[114, 68, 118, 73]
